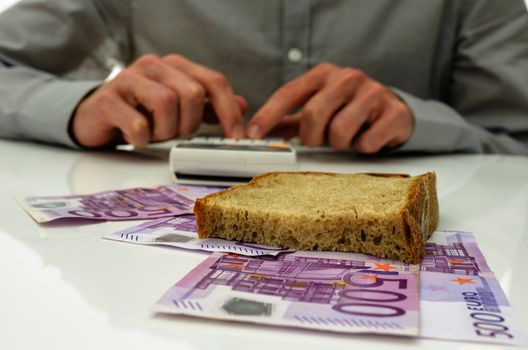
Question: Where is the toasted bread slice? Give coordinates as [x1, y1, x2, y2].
[194, 172, 439, 263]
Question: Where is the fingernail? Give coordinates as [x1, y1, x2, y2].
[247, 124, 260, 139]
[231, 123, 245, 139]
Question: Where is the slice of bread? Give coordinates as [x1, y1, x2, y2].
[194, 172, 439, 264]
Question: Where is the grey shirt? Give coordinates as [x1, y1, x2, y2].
[0, 0, 527, 154]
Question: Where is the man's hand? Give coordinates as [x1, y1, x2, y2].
[247, 63, 414, 153]
[72, 54, 247, 148]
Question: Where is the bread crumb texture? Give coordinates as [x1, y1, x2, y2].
[194, 172, 439, 263]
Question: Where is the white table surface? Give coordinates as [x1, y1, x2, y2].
[0, 138, 527, 350]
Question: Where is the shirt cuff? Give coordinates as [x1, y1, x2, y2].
[21, 79, 102, 148]
[391, 88, 476, 154]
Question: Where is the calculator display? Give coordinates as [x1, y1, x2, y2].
[176, 143, 293, 153]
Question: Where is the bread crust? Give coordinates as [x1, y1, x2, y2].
[397, 172, 439, 262]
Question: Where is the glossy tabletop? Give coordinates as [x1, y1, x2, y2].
[0, 138, 527, 350]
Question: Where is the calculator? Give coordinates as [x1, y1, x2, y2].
[169, 137, 298, 185]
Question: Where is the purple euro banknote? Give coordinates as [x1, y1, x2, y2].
[104, 215, 291, 256]
[16, 186, 196, 223]
[152, 251, 420, 336]
[17, 184, 226, 223]
[167, 184, 227, 202]
[420, 231, 527, 345]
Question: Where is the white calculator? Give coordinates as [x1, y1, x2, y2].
[169, 137, 298, 185]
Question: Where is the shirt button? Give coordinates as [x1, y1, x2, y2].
[287, 48, 303, 63]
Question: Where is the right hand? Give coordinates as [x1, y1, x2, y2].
[72, 54, 247, 148]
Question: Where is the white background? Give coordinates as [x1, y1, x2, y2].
[1, 0, 17, 12]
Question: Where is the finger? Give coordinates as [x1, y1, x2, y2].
[299, 68, 364, 146]
[103, 97, 152, 147]
[235, 95, 248, 115]
[113, 70, 179, 141]
[247, 63, 336, 139]
[132, 55, 206, 136]
[163, 54, 244, 138]
[202, 95, 248, 124]
[353, 104, 412, 153]
[327, 83, 385, 150]
[326, 103, 375, 151]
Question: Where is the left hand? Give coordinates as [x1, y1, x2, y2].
[247, 62, 414, 153]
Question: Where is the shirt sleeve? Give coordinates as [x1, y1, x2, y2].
[396, 0, 528, 155]
[0, 0, 129, 147]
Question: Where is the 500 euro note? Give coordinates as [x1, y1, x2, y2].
[104, 215, 291, 256]
[152, 251, 420, 336]
[152, 231, 526, 344]
[16, 184, 225, 223]
[420, 231, 527, 345]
